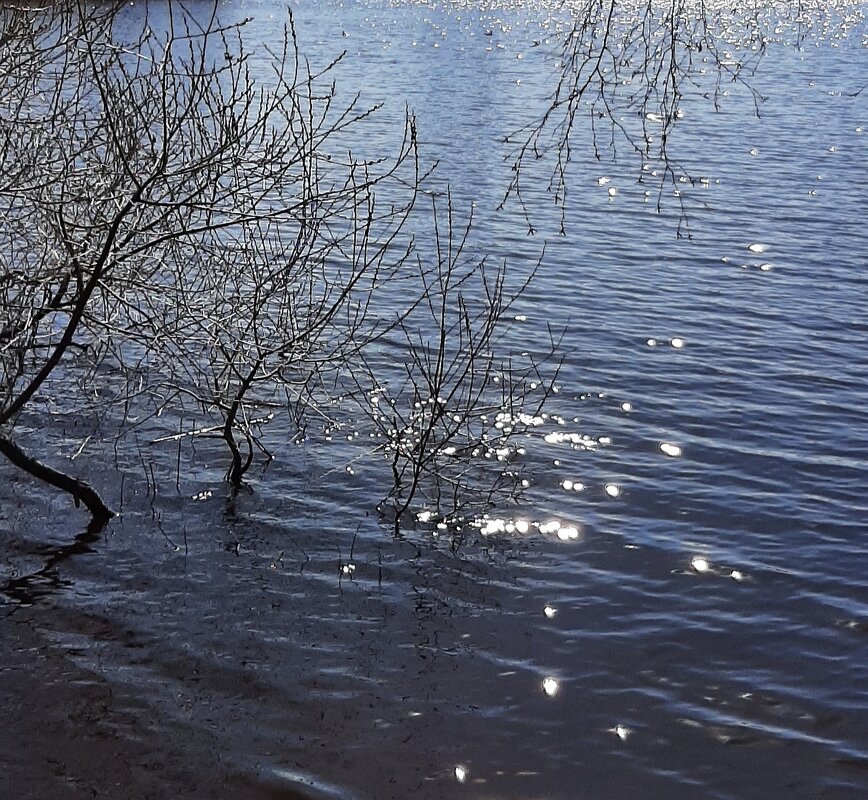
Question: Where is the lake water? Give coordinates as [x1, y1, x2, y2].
[2, 1, 867, 798]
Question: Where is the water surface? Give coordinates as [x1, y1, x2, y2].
[2, 2, 867, 798]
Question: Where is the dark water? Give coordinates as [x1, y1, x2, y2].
[3, 2, 868, 799]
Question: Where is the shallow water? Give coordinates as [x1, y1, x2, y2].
[3, 2, 868, 799]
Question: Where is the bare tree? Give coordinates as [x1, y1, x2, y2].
[0, 1, 424, 522]
[505, 0, 766, 233]
[354, 194, 561, 533]
[1, 1, 556, 530]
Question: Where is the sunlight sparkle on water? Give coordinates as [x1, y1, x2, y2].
[479, 517, 530, 535]
[544, 431, 604, 450]
[497, 411, 544, 427]
[556, 525, 580, 541]
[480, 518, 506, 535]
[691, 556, 711, 573]
[609, 724, 633, 741]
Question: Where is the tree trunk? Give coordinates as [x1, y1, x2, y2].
[0, 433, 114, 526]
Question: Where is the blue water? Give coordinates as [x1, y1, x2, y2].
[2, 2, 867, 799]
